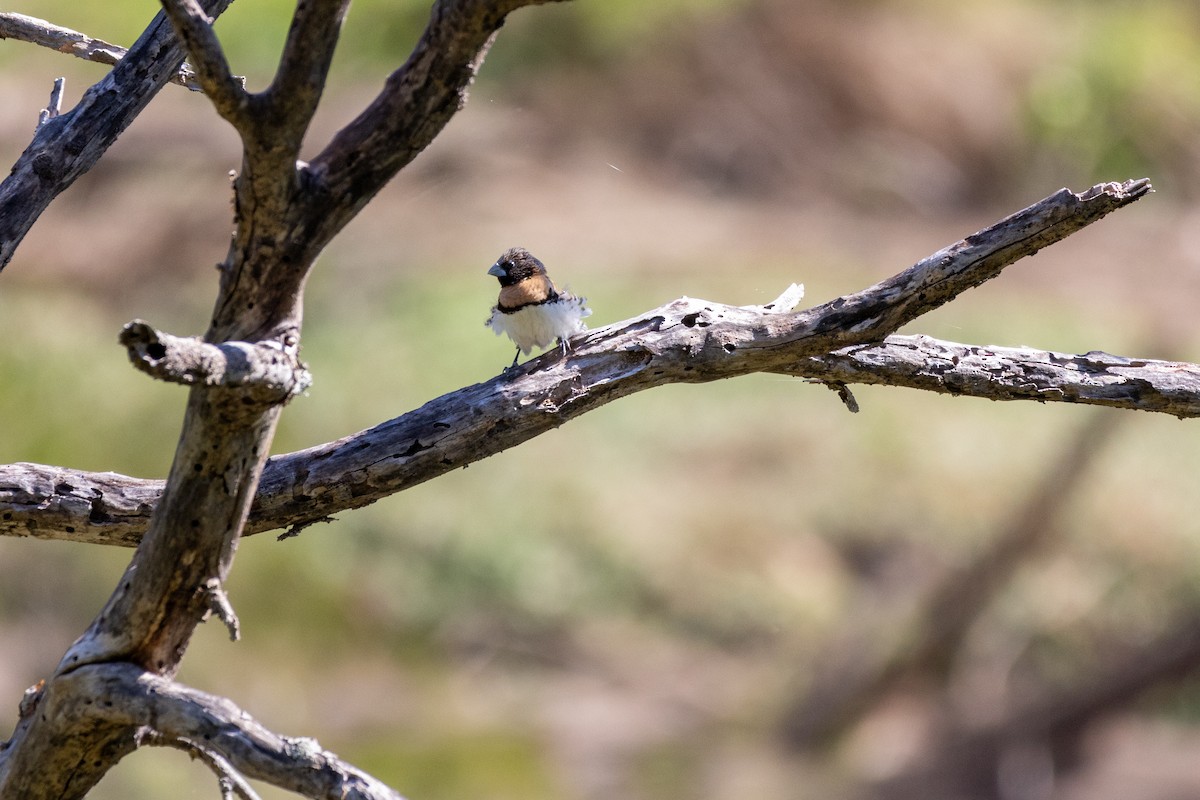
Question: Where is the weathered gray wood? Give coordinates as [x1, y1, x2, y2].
[6, 332, 1192, 549]
[0, 12, 203, 90]
[0, 0, 233, 272]
[5, 662, 405, 800]
[790, 334, 1200, 416]
[120, 319, 313, 399]
[0, 2, 578, 798]
[0, 462, 160, 547]
[1, 181, 1175, 551]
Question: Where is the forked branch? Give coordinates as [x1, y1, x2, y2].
[13, 663, 405, 800]
[0, 0, 235, 272]
[297, 0, 573, 260]
[156, 0, 248, 124]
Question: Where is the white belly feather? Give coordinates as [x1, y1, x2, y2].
[487, 296, 592, 354]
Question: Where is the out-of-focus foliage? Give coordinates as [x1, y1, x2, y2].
[0, 0, 749, 81]
[1023, 2, 1200, 199]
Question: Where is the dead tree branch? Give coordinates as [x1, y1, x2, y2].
[1, 181, 1177, 550]
[36, 77, 66, 129]
[0, 12, 203, 91]
[119, 319, 312, 400]
[298, 0, 572, 263]
[0, 0, 234, 273]
[0, 2, 580, 797]
[793, 335, 1200, 417]
[156, 0, 250, 126]
[2, 662, 405, 800]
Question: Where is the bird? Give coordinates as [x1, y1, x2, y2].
[485, 247, 592, 368]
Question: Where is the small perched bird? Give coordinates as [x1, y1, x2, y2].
[485, 247, 592, 368]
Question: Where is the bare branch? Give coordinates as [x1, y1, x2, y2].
[10, 336, 1188, 549]
[154, 734, 262, 800]
[779, 180, 1152, 353]
[119, 320, 312, 401]
[36, 77, 65, 129]
[0, 12, 203, 91]
[202, 578, 241, 642]
[2, 0, 347, 790]
[265, 0, 352, 145]
[1, 182, 1175, 549]
[1, 663, 406, 800]
[201, 0, 352, 229]
[790, 334, 1200, 417]
[0, 462, 159, 547]
[105, 665, 406, 800]
[298, 0, 572, 263]
[157, 0, 248, 124]
[0, 0, 235, 273]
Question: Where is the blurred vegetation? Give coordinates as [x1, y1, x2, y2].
[0, 0, 750, 83]
[1023, 2, 1200, 198]
[3, 1, 1200, 798]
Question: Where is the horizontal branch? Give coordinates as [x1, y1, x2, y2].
[8, 338, 1188, 549]
[119, 320, 312, 402]
[791, 334, 1200, 418]
[0, 12, 202, 91]
[1, 181, 1171, 548]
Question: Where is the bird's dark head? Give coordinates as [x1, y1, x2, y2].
[488, 247, 547, 287]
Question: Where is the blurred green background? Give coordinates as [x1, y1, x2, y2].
[3, 1, 1200, 798]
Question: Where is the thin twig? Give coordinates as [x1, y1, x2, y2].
[150, 733, 263, 800]
[36, 77, 65, 129]
[203, 579, 241, 642]
[0, 12, 204, 91]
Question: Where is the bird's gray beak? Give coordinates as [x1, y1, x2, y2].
[487, 262, 506, 278]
